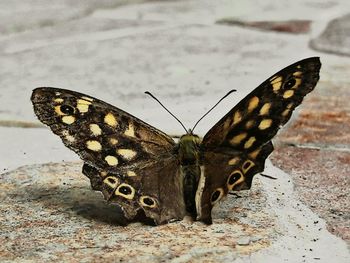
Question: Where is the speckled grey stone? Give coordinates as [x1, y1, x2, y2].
[310, 13, 350, 56]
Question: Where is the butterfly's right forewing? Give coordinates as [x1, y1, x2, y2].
[196, 57, 321, 224]
[202, 57, 321, 151]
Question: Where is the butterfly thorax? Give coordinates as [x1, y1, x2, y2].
[178, 133, 201, 165]
[178, 133, 201, 216]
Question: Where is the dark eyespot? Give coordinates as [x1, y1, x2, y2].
[107, 177, 116, 184]
[243, 162, 251, 171]
[143, 197, 154, 206]
[229, 172, 241, 185]
[285, 78, 296, 89]
[211, 190, 221, 203]
[119, 186, 132, 195]
[60, 105, 74, 115]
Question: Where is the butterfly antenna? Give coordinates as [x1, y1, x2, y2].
[145, 91, 188, 133]
[191, 89, 236, 133]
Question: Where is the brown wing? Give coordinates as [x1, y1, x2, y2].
[82, 156, 186, 225]
[196, 143, 273, 224]
[197, 57, 321, 223]
[31, 87, 176, 173]
[202, 57, 321, 151]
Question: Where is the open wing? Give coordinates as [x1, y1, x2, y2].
[83, 157, 186, 225]
[197, 57, 321, 223]
[32, 87, 185, 224]
[32, 87, 175, 172]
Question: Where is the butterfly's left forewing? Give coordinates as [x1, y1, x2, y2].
[197, 57, 321, 223]
[32, 87, 175, 172]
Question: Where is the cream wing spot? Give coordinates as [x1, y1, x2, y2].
[244, 137, 256, 149]
[76, 99, 91, 113]
[86, 140, 102, 151]
[54, 106, 64, 116]
[54, 98, 64, 103]
[291, 78, 302, 89]
[282, 103, 294, 116]
[259, 103, 271, 116]
[140, 196, 157, 208]
[228, 157, 240, 166]
[62, 130, 75, 143]
[248, 148, 261, 159]
[105, 155, 119, 166]
[283, 90, 294, 99]
[104, 113, 118, 127]
[65, 135, 75, 143]
[103, 176, 119, 188]
[127, 171, 137, 177]
[100, 171, 108, 177]
[248, 96, 259, 112]
[230, 133, 247, 145]
[81, 96, 94, 102]
[62, 116, 75, 124]
[89, 124, 102, 136]
[271, 76, 283, 92]
[242, 160, 255, 173]
[117, 149, 137, 160]
[233, 111, 242, 125]
[109, 138, 118, 145]
[124, 123, 135, 137]
[258, 119, 272, 130]
[245, 120, 255, 129]
[293, 71, 302, 77]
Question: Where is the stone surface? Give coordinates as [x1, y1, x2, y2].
[311, 13, 350, 56]
[216, 19, 311, 34]
[1, 0, 350, 261]
[1, 161, 347, 262]
[271, 146, 350, 243]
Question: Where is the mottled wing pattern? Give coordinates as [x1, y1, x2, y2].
[197, 57, 321, 223]
[202, 57, 321, 150]
[82, 157, 186, 225]
[31, 87, 175, 173]
[31, 87, 184, 224]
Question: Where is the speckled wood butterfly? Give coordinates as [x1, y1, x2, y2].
[31, 57, 321, 224]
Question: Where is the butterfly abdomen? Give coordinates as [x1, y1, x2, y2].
[178, 134, 202, 216]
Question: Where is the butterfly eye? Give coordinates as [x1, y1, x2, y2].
[60, 104, 75, 115]
[140, 196, 157, 208]
[285, 78, 296, 89]
[211, 188, 224, 204]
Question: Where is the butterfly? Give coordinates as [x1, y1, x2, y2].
[31, 57, 321, 225]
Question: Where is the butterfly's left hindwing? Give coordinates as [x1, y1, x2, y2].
[82, 157, 186, 224]
[197, 57, 321, 223]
